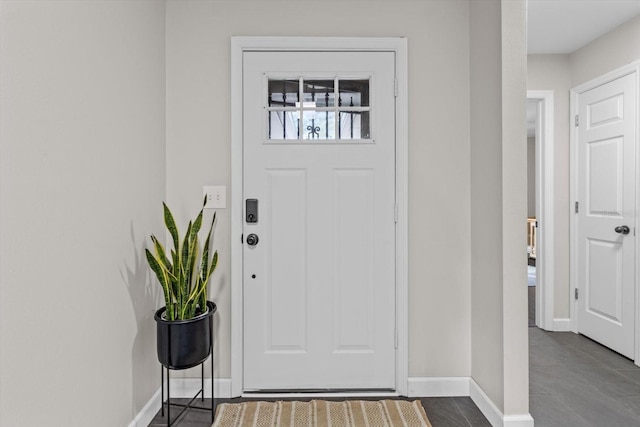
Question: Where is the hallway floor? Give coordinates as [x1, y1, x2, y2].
[148, 396, 491, 426]
[147, 331, 640, 426]
[530, 327, 640, 426]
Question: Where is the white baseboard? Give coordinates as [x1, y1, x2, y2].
[128, 388, 162, 427]
[133, 377, 534, 427]
[169, 377, 232, 398]
[553, 318, 571, 331]
[407, 377, 470, 397]
[469, 379, 534, 427]
[503, 414, 536, 427]
[129, 378, 232, 427]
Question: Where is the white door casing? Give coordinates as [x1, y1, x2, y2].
[243, 51, 395, 390]
[231, 37, 409, 396]
[573, 69, 638, 360]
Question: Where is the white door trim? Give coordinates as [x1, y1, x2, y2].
[230, 37, 409, 396]
[527, 90, 555, 331]
[570, 61, 640, 365]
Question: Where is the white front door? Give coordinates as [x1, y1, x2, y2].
[242, 51, 397, 390]
[576, 71, 637, 359]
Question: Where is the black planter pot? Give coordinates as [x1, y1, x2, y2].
[154, 301, 217, 370]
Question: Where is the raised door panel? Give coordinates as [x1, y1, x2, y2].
[587, 138, 623, 216]
[586, 238, 623, 324]
[266, 169, 307, 352]
[332, 169, 375, 353]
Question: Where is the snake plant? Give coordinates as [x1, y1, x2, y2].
[145, 198, 218, 321]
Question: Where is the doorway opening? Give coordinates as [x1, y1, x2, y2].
[526, 90, 555, 331]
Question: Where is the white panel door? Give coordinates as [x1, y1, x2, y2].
[243, 51, 396, 390]
[577, 72, 637, 359]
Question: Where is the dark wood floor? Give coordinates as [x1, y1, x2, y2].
[529, 327, 640, 426]
[528, 286, 535, 326]
[148, 396, 491, 426]
[528, 274, 640, 426]
[148, 287, 640, 426]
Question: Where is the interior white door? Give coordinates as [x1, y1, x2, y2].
[576, 72, 637, 359]
[242, 51, 396, 390]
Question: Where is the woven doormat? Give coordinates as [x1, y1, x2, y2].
[212, 400, 432, 427]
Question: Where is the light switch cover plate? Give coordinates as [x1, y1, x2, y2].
[203, 186, 226, 209]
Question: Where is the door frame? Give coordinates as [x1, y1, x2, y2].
[230, 37, 409, 396]
[527, 90, 555, 331]
[569, 61, 640, 365]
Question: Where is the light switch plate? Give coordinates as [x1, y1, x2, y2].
[203, 186, 226, 209]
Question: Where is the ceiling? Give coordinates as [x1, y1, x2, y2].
[526, 0, 640, 136]
[527, 0, 640, 55]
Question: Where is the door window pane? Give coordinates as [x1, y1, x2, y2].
[339, 111, 370, 140]
[268, 111, 300, 140]
[268, 79, 299, 107]
[339, 79, 369, 107]
[303, 80, 335, 107]
[303, 111, 335, 140]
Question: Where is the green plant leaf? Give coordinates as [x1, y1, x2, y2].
[200, 211, 216, 282]
[181, 221, 192, 272]
[163, 202, 180, 253]
[150, 235, 171, 271]
[147, 199, 219, 320]
[208, 251, 218, 278]
[191, 207, 203, 238]
[145, 248, 174, 320]
[187, 235, 199, 293]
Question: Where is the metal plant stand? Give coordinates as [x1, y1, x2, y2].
[158, 307, 215, 427]
[160, 357, 214, 426]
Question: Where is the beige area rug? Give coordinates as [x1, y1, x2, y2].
[212, 400, 432, 427]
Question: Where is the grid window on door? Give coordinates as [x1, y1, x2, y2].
[267, 77, 371, 141]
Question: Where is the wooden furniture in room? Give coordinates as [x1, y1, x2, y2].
[527, 217, 537, 259]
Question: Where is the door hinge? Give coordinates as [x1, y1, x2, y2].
[575, 201, 579, 213]
[575, 288, 579, 300]
[241, 234, 244, 243]
[394, 204, 399, 223]
[394, 78, 398, 97]
[394, 329, 398, 349]
[575, 115, 579, 127]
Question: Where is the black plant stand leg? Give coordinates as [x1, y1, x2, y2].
[161, 365, 165, 417]
[159, 360, 213, 426]
[167, 366, 171, 427]
[215, 352, 216, 424]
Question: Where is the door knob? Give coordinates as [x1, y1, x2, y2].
[246, 233, 259, 246]
[615, 225, 630, 235]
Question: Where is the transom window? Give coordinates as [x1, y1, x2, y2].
[266, 77, 371, 142]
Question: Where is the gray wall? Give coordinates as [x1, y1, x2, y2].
[0, 1, 166, 425]
[470, 0, 504, 409]
[570, 14, 640, 86]
[0, 0, 531, 423]
[165, 0, 474, 380]
[527, 14, 640, 323]
[499, 0, 529, 415]
[469, 0, 528, 415]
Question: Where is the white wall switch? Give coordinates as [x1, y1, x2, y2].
[203, 186, 226, 209]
